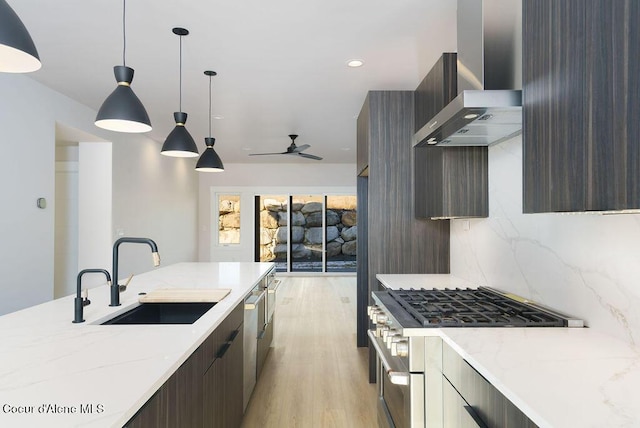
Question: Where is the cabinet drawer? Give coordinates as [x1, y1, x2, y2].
[201, 302, 244, 367]
[443, 378, 485, 428]
[442, 342, 537, 428]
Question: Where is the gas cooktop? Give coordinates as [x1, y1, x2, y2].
[373, 287, 583, 328]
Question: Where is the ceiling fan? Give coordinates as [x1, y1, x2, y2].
[249, 134, 323, 160]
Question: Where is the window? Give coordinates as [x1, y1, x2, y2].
[218, 194, 240, 245]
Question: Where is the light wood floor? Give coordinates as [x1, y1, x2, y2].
[241, 276, 378, 428]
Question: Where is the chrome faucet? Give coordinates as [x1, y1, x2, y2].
[111, 237, 160, 307]
[73, 269, 111, 323]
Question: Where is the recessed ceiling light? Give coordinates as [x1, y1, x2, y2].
[212, 115, 224, 120]
[347, 59, 364, 68]
[464, 113, 479, 119]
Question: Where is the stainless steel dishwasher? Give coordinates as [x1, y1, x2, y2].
[243, 283, 267, 411]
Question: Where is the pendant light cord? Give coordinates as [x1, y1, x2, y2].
[208, 75, 212, 137]
[179, 34, 183, 112]
[122, 0, 127, 67]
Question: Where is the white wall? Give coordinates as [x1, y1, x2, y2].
[78, 142, 112, 287]
[198, 163, 356, 261]
[0, 74, 198, 315]
[450, 135, 640, 345]
[54, 161, 79, 298]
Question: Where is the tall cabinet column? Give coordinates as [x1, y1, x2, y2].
[356, 91, 450, 381]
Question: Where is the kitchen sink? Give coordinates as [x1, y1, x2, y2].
[101, 302, 216, 325]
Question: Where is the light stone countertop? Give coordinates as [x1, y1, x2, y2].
[376, 274, 640, 428]
[0, 262, 274, 428]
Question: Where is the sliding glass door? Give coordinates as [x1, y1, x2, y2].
[326, 195, 357, 272]
[255, 193, 356, 273]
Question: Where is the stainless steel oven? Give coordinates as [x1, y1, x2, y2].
[368, 329, 424, 428]
[257, 268, 278, 378]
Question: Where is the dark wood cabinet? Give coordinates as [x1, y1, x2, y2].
[414, 53, 489, 219]
[125, 302, 244, 428]
[203, 303, 243, 428]
[414, 53, 457, 133]
[523, 0, 640, 213]
[204, 325, 244, 428]
[415, 146, 488, 219]
[126, 341, 205, 428]
[355, 90, 450, 379]
[357, 99, 370, 176]
[442, 341, 537, 428]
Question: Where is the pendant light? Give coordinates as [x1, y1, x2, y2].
[196, 71, 224, 172]
[0, 0, 41, 73]
[95, 0, 151, 133]
[161, 27, 198, 158]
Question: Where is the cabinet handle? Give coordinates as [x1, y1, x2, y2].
[257, 327, 267, 340]
[217, 329, 240, 359]
[228, 329, 239, 342]
[464, 405, 489, 428]
[216, 342, 231, 359]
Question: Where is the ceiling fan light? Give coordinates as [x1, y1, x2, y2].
[161, 111, 199, 157]
[0, 0, 41, 73]
[195, 138, 224, 172]
[95, 66, 152, 133]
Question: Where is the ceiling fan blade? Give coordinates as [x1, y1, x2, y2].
[291, 144, 310, 153]
[248, 151, 288, 156]
[298, 152, 323, 160]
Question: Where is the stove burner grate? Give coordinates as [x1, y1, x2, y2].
[388, 287, 567, 327]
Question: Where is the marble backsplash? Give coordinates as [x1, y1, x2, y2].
[450, 135, 640, 345]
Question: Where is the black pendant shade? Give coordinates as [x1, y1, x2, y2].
[161, 27, 198, 158]
[0, 0, 41, 73]
[95, 0, 151, 133]
[161, 111, 199, 157]
[196, 70, 224, 172]
[196, 137, 224, 172]
[95, 66, 152, 133]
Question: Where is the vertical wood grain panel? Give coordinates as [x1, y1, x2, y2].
[626, 0, 640, 206]
[442, 147, 489, 217]
[356, 176, 369, 348]
[366, 91, 450, 286]
[586, 0, 640, 210]
[415, 53, 457, 132]
[357, 95, 370, 176]
[415, 146, 444, 217]
[523, 0, 588, 212]
[523, 0, 640, 212]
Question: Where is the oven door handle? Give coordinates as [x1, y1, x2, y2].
[367, 330, 410, 386]
[268, 279, 281, 294]
[244, 289, 267, 310]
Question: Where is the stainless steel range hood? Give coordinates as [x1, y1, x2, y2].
[415, 0, 522, 147]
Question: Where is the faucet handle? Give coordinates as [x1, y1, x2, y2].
[118, 274, 134, 292]
[81, 288, 91, 306]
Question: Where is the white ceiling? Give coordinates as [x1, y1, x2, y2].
[13, 0, 457, 164]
